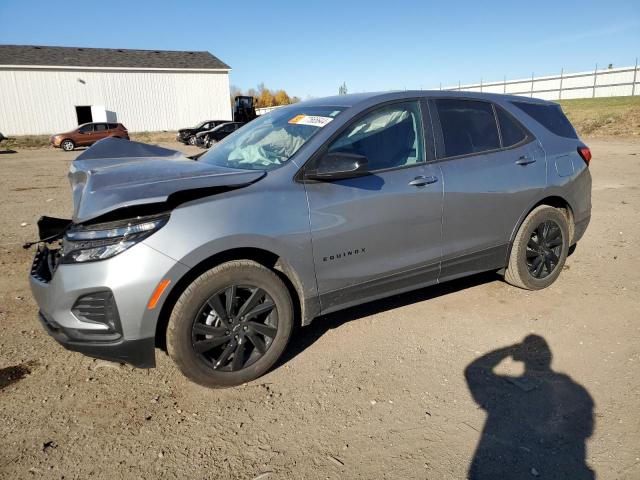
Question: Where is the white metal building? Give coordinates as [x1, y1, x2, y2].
[0, 45, 232, 136]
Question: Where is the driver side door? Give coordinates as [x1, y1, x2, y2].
[303, 100, 444, 313]
[75, 123, 96, 146]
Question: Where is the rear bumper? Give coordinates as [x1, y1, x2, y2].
[573, 214, 590, 244]
[38, 311, 156, 367]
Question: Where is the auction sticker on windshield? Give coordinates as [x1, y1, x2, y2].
[288, 114, 334, 127]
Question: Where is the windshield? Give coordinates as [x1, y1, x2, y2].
[199, 106, 345, 171]
[193, 121, 207, 129]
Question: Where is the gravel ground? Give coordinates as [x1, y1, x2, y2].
[0, 139, 638, 479]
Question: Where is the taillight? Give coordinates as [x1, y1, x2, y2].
[577, 145, 591, 165]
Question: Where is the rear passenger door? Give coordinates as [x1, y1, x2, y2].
[93, 123, 109, 141]
[430, 98, 546, 281]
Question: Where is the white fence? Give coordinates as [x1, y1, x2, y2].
[439, 61, 640, 100]
[255, 105, 283, 116]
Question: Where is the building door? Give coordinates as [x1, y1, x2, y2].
[75, 106, 92, 125]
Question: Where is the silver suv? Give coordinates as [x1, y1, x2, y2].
[29, 91, 591, 387]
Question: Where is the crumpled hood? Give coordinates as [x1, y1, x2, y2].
[69, 137, 265, 223]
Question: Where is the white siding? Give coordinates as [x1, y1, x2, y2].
[0, 67, 231, 135]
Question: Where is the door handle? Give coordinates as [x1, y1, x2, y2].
[516, 155, 536, 165]
[409, 175, 438, 187]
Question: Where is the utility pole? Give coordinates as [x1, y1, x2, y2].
[632, 58, 638, 97]
[530, 73, 534, 97]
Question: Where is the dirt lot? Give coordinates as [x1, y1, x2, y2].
[0, 139, 638, 480]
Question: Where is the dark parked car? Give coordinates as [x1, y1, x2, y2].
[176, 120, 229, 145]
[51, 123, 129, 151]
[29, 91, 591, 388]
[195, 122, 245, 148]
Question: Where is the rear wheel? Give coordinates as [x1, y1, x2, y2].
[167, 260, 293, 387]
[504, 205, 570, 290]
[60, 139, 75, 151]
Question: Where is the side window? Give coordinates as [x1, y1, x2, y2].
[496, 107, 527, 147]
[108, 123, 118, 129]
[512, 102, 577, 139]
[94, 123, 108, 132]
[327, 101, 424, 171]
[78, 124, 93, 133]
[435, 99, 500, 158]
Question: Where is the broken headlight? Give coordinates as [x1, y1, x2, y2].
[61, 215, 168, 263]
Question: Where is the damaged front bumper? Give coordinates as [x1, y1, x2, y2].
[29, 239, 188, 368]
[38, 309, 156, 368]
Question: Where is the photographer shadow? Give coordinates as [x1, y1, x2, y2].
[465, 335, 595, 479]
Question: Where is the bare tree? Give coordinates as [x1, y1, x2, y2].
[338, 82, 348, 95]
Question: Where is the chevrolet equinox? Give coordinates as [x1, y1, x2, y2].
[29, 91, 591, 387]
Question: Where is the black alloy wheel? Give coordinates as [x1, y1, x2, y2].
[526, 220, 563, 279]
[191, 285, 278, 372]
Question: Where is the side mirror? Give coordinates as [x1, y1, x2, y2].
[305, 152, 369, 181]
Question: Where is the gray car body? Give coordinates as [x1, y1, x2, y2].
[30, 90, 591, 367]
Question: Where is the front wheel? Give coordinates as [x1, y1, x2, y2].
[167, 260, 293, 388]
[188, 135, 197, 146]
[60, 139, 75, 151]
[504, 205, 570, 290]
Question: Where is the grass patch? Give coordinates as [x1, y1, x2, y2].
[129, 131, 178, 144]
[557, 95, 640, 137]
[1, 131, 180, 151]
[2, 134, 51, 150]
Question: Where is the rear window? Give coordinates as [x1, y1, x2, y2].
[435, 99, 500, 157]
[512, 102, 577, 139]
[496, 108, 527, 147]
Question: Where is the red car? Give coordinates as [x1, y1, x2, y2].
[51, 122, 129, 151]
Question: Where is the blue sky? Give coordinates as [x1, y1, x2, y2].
[1, 0, 638, 98]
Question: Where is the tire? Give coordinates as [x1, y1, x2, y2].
[60, 139, 75, 151]
[504, 205, 570, 290]
[167, 260, 293, 388]
[188, 135, 197, 146]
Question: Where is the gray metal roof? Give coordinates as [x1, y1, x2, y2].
[300, 90, 552, 108]
[0, 45, 230, 70]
